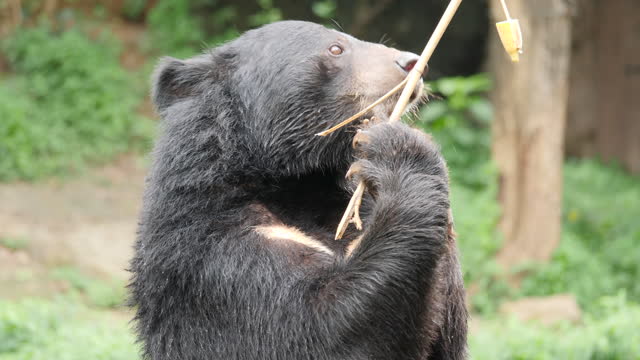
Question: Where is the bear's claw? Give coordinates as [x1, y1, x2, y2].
[345, 162, 364, 180]
[352, 131, 370, 149]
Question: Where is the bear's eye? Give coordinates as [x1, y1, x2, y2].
[328, 45, 344, 56]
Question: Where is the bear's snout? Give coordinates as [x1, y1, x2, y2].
[395, 52, 426, 77]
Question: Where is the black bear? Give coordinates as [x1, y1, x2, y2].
[130, 20, 467, 360]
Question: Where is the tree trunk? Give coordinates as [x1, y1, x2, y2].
[566, 0, 640, 174]
[489, 0, 574, 270]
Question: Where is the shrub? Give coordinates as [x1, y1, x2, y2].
[521, 160, 640, 309]
[418, 74, 506, 313]
[419, 74, 494, 189]
[0, 25, 153, 181]
[418, 74, 640, 314]
[147, 0, 209, 58]
[147, 0, 284, 58]
[469, 294, 640, 360]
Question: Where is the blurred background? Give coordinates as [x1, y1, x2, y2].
[0, 0, 638, 358]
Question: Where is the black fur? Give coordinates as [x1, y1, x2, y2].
[130, 21, 467, 360]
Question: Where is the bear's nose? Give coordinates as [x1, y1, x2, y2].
[396, 52, 426, 76]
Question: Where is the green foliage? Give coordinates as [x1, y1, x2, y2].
[248, 0, 283, 27]
[520, 160, 640, 309]
[312, 0, 337, 20]
[122, 0, 149, 21]
[0, 306, 31, 354]
[50, 267, 126, 309]
[420, 74, 494, 189]
[417, 74, 506, 313]
[449, 180, 509, 314]
[0, 25, 153, 181]
[0, 298, 138, 359]
[418, 73, 640, 315]
[470, 294, 640, 360]
[147, 0, 209, 58]
[0, 296, 637, 360]
[147, 0, 284, 58]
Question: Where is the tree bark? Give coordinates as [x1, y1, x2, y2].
[566, 0, 640, 174]
[0, 0, 22, 37]
[489, 0, 574, 270]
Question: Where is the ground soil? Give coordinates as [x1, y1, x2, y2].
[0, 155, 147, 298]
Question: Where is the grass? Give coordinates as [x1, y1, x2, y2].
[470, 294, 640, 360]
[0, 237, 29, 252]
[0, 298, 138, 360]
[1, 294, 637, 360]
[49, 266, 127, 309]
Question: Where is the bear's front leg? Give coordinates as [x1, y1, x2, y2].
[304, 122, 451, 359]
[347, 122, 469, 360]
[346, 121, 451, 263]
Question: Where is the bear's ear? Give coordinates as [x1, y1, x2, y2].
[151, 56, 212, 112]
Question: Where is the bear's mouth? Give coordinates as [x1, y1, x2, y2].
[408, 81, 426, 107]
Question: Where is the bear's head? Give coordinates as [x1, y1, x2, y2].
[152, 21, 424, 180]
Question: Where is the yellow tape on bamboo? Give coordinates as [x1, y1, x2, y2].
[496, 0, 523, 62]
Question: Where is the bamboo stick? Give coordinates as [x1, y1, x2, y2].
[316, 78, 408, 137]
[335, 0, 464, 240]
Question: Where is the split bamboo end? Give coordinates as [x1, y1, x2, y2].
[496, 19, 523, 63]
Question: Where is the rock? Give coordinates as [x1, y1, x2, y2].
[500, 294, 582, 325]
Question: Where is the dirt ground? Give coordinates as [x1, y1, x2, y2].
[0, 155, 147, 290]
